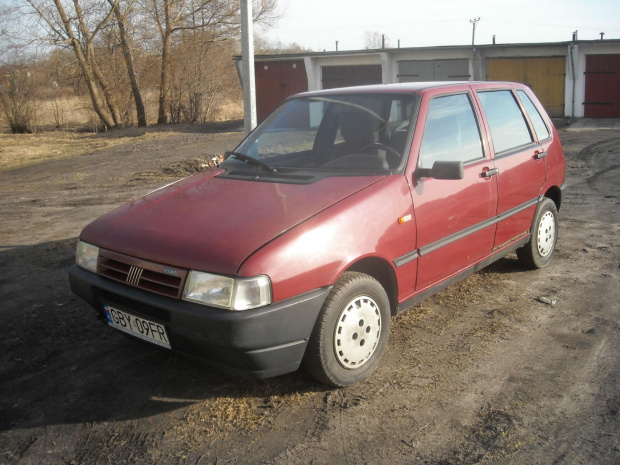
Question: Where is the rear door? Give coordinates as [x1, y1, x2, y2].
[474, 85, 547, 251]
[410, 87, 498, 291]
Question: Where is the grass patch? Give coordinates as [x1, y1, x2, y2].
[0, 130, 176, 173]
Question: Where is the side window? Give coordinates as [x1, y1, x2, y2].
[419, 93, 484, 169]
[477, 90, 533, 153]
[516, 90, 550, 141]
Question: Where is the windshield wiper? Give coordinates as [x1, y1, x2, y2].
[225, 151, 278, 173]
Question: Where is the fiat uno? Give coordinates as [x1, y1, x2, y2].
[69, 82, 566, 386]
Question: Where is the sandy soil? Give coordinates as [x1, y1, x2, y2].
[0, 122, 618, 464]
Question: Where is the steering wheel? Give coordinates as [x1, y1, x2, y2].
[358, 142, 402, 160]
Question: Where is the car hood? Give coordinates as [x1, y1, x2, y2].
[81, 169, 384, 275]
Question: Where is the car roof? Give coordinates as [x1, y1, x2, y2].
[294, 81, 525, 97]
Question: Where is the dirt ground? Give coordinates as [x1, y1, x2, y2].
[0, 121, 618, 464]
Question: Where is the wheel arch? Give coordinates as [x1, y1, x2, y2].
[345, 256, 399, 316]
[544, 185, 562, 211]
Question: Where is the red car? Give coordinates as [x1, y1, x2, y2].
[69, 82, 566, 386]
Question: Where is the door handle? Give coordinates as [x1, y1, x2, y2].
[482, 168, 499, 178]
[534, 151, 547, 159]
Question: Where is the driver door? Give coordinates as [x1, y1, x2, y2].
[411, 88, 499, 291]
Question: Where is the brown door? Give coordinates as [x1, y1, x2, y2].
[486, 57, 565, 117]
[255, 60, 307, 123]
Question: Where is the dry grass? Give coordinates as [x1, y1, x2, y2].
[167, 380, 316, 449]
[0, 131, 174, 173]
[35, 96, 97, 129]
[208, 100, 243, 122]
[0, 92, 242, 172]
[1, 92, 243, 131]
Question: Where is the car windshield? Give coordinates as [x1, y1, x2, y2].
[227, 93, 416, 174]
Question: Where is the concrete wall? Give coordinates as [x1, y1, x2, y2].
[247, 40, 620, 118]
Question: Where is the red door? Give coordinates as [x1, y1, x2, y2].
[410, 87, 499, 291]
[584, 54, 620, 118]
[473, 87, 547, 250]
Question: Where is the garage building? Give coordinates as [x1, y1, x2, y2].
[234, 39, 620, 123]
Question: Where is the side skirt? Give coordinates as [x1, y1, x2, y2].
[396, 235, 530, 314]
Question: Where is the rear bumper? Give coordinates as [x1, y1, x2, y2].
[68, 265, 330, 379]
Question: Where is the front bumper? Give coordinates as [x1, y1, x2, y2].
[68, 265, 331, 379]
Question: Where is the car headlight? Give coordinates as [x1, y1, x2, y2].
[76, 240, 99, 273]
[182, 271, 272, 311]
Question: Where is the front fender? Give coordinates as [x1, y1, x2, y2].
[239, 175, 416, 304]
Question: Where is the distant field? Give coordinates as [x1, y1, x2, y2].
[0, 93, 243, 172]
[0, 92, 243, 133]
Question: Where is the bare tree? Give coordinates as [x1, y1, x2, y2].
[107, 0, 147, 126]
[150, 0, 278, 124]
[20, 0, 124, 129]
[364, 31, 389, 49]
[0, 67, 39, 133]
[169, 33, 237, 123]
[3, 0, 280, 129]
[255, 34, 313, 54]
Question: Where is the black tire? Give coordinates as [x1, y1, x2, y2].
[304, 272, 391, 387]
[517, 197, 558, 269]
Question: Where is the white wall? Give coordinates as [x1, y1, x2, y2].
[256, 41, 620, 117]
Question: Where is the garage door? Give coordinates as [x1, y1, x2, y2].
[487, 57, 565, 117]
[398, 59, 470, 82]
[322, 65, 382, 89]
[255, 60, 308, 123]
[584, 54, 620, 118]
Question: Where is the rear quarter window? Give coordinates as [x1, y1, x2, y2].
[477, 90, 533, 153]
[516, 90, 550, 141]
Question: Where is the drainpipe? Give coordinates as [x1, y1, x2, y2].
[569, 43, 576, 122]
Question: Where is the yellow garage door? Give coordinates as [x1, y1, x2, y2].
[487, 57, 565, 117]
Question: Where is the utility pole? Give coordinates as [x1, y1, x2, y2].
[470, 18, 480, 81]
[470, 17, 480, 46]
[240, 0, 256, 134]
[600, 32, 605, 40]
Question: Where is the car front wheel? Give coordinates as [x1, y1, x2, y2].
[304, 272, 391, 387]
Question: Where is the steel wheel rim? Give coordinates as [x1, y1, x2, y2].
[537, 211, 556, 257]
[334, 295, 382, 369]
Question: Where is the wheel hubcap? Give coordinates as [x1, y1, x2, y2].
[334, 295, 382, 369]
[537, 211, 556, 257]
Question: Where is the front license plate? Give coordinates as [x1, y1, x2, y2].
[104, 304, 171, 349]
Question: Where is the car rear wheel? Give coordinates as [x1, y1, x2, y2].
[517, 197, 558, 269]
[304, 272, 391, 387]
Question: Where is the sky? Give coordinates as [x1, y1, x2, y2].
[261, 0, 620, 51]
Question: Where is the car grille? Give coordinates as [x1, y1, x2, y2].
[97, 290, 171, 323]
[97, 248, 187, 299]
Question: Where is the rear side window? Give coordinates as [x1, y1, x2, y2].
[477, 90, 533, 153]
[419, 93, 484, 169]
[517, 90, 550, 141]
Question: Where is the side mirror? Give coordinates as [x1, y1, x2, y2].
[416, 160, 464, 180]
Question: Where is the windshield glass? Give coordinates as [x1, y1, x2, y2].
[228, 93, 416, 173]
